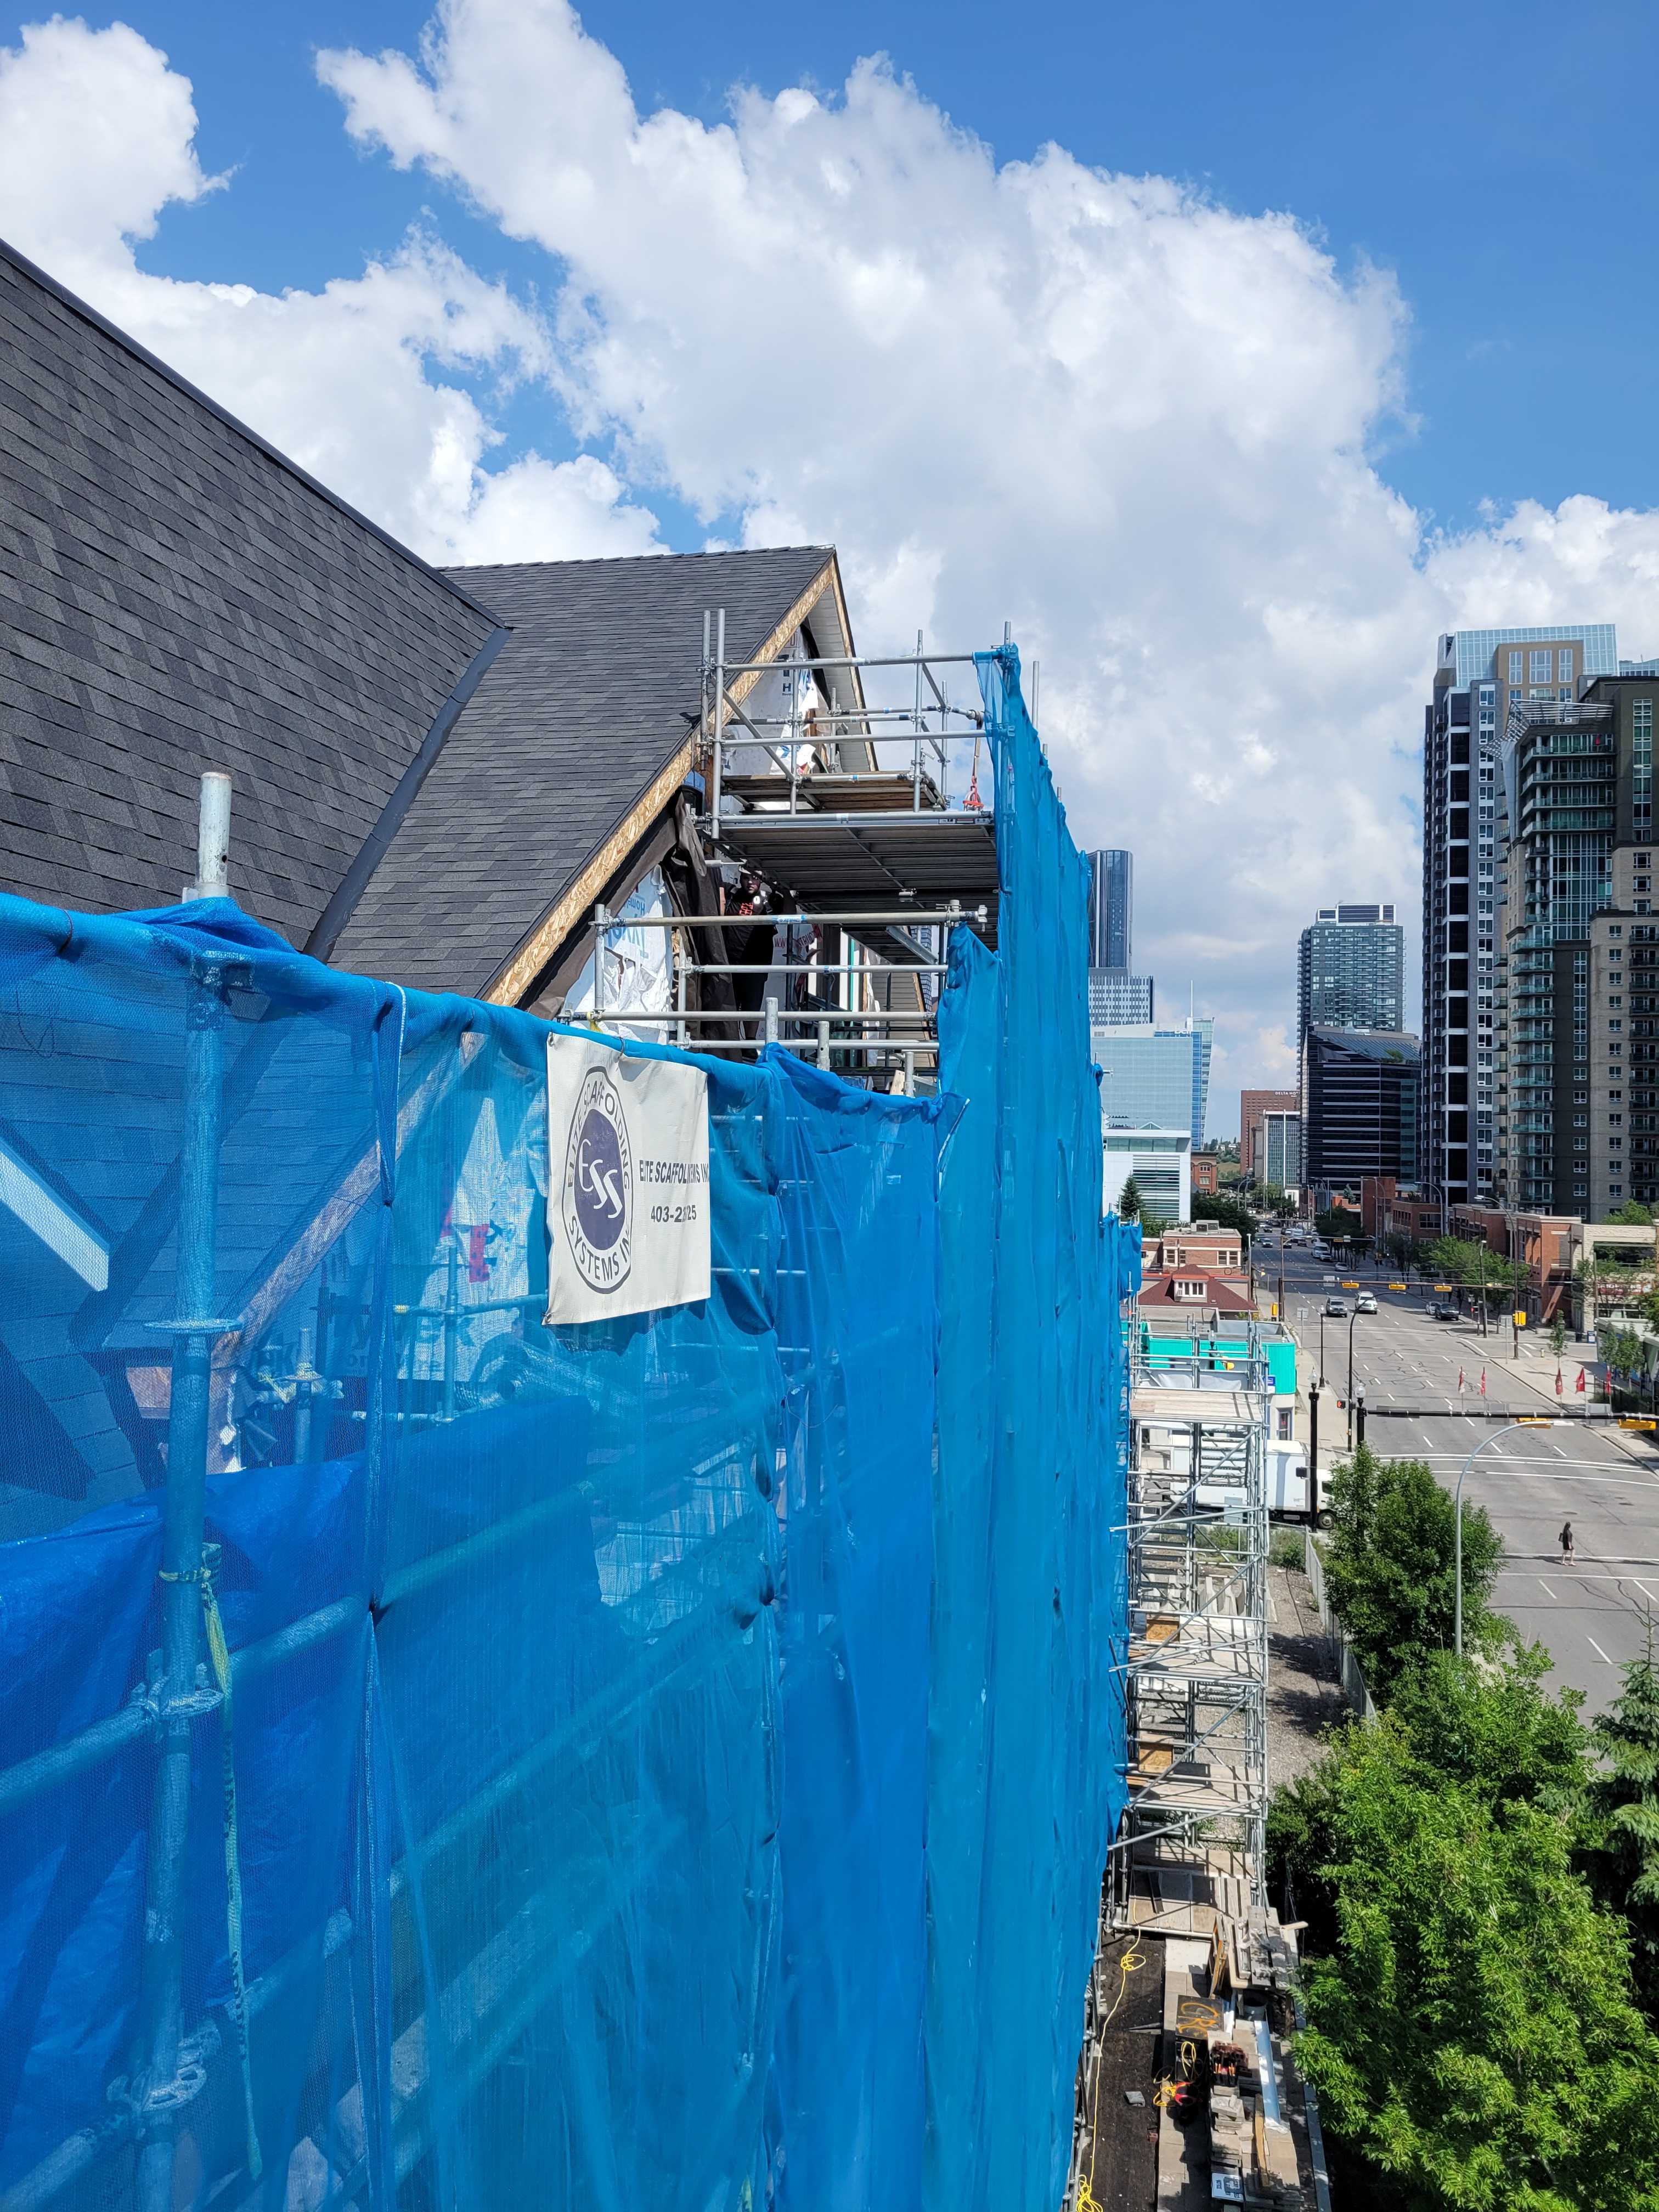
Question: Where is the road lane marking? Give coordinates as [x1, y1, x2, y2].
[1587, 1635, 1615, 1663]
[1634, 1578, 1659, 1605]
[1538, 1579, 1559, 1600]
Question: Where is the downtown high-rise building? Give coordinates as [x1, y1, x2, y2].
[1295, 905, 1403, 1060]
[1493, 673, 1659, 1216]
[1087, 849, 1133, 968]
[1085, 847, 1155, 1029]
[1421, 624, 1618, 1211]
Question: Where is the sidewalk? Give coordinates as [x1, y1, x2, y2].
[1435, 1319, 1659, 1455]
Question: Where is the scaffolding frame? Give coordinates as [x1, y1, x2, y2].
[568, 615, 1005, 1090]
[1109, 1325, 1273, 1934]
[0, 624, 1010, 2198]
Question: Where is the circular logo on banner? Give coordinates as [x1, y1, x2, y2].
[562, 1066, 634, 1293]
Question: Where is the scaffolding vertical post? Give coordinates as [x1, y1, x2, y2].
[818, 1015, 831, 1070]
[442, 1228, 459, 1423]
[676, 953, 688, 1051]
[293, 1322, 315, 1464]
[136, 934, 229, 2207]
[913, 629, 923, 807]
[711, 609, 726, 826]
[765, 996, 779, 1047]
[592, 904, 608, 1023]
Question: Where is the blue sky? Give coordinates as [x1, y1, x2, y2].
[54, 0, 1659, 543]
[4, 0, 1658, 1124]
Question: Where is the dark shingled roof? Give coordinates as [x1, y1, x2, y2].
[0, 236, 500, 946]
[329, 548, 836, 998]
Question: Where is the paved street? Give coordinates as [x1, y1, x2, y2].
[1269, 1244, 1659, 1712]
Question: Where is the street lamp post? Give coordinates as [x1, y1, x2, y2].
[1455, 1420, 1554, 1655]
[1346, 1307, 1362, 1442]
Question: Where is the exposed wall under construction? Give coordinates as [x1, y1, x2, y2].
[0, 652, 1137, 2212]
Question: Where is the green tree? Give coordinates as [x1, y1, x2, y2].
[1117, 1174, 1143, 1223]
[1419, 1235, 1523, 1302]
[1321, 1446, 1503, 1691]
[1259, 1182, 1296, 1223]
[1603, 1324, 1645, 1383]
[1387, 1645, 1588, 1818]
[1549, 1313, 1568, 1359]
[1590, 1641, 1659, 2019]
[1609, 1200, 1657, 1227]
[1186, 1188, 1255, 1243]
[1269, 1647, 1590, 1952]
[1316, 1207, 1369, 1250]
[1289, 1716, 1659, 2211]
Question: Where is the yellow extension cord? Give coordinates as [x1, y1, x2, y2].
[1076, 1945, 1148, 2210]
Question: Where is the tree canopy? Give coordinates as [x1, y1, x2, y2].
[1116, 1173, 1144, 1223]
[1321, 1445, 1504, 1691]
[1592, 1640, 1659, 2018]
[1284, 1711, 1659, 2212]
[1275, 1460, 1659, 2208]
[1187, 1189, 1255, 1243]
[1418, 1235, 1525, 1296]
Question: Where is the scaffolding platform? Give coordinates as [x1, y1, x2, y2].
[711, 805, 1000, 923]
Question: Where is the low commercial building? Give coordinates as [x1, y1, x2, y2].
[1143, 1224, 1246, 1281]
[1360, 1176, 1443, 1247]
[1136, 1271, 1253, 1316]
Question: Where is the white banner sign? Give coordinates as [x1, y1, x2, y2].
[545, 1035, 710, 1324]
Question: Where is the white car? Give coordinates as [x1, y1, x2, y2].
[1322, 1273, 1336, 1286]
[1355, 1292, 1377, 1314]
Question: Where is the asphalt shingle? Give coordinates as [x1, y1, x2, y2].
[331, 548, 835, 997]
[0, 238, 499, 946]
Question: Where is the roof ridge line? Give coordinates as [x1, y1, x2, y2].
[0, 231, 504, 629]
[443, 544, 836, 577]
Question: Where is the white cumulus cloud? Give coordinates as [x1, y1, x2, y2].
[0, 12, 663, 563]
[9, 5, 1659, 1129]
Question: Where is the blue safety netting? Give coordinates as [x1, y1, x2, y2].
[0, 650, 1136, 2212]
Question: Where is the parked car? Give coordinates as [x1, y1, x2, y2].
[1355, 1292, 1377, 1314]
[1325, 1297, 1348, 1317]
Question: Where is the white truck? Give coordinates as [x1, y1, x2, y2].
[1141, 1423, 1313, 1521]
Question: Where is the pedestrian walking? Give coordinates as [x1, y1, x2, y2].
[1560, 1520, 1576, 1566]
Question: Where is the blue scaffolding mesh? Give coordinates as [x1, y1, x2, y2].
[0, 651, 1136, 2212]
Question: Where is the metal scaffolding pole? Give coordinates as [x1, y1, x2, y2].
[135, 774, 236, 2211]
